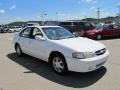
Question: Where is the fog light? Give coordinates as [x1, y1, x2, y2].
[88, 66, 95, 70]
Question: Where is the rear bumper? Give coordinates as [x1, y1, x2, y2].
[65, 50, 109, 72]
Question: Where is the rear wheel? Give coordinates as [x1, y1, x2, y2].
[51, 55, 68, 75]
[15, 45, 23, 57]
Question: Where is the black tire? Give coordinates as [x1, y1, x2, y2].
[51, 54, 68, 75]
[15, 45, 23, 57]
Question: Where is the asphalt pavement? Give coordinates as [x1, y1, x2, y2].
[0, 33, 120, 90]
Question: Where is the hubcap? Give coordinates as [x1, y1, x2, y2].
[53, 57, 64, 73]
[97, 35, 101, 40]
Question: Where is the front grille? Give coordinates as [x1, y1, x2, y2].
[95, 48, 106, 56]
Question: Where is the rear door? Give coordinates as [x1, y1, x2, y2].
[19, 27, 33, 54]
[112, 26, 120, 36]
[101, 25, 115, 37]
[106, 25, 119, 37]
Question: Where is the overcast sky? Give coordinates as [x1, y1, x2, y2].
[0, 0, 120, 24]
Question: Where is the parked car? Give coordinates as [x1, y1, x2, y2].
[14, 26, 22, 32]
[3, 28, 8, 33]
[26, 23, 39, 26]
[13, 26, 109, 75]
[8, 26, 21, 33]
[8, 27, 16, 33]
[84, 23, 120, 40]
[0, 25, 10, 33]
[59, 21, 95, 36]
[0, 27, 4, 33]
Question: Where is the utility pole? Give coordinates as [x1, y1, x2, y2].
[118, 5, 120, 23]
[56, 12, 59, 22]
[42, 10, 47, 25]
[97, 8, 100, 23]
[84, 16, 87, 21]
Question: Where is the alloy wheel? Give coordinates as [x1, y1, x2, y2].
[52, 57, 65, 73]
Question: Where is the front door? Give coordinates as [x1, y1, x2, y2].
[28, 27, 47, 61]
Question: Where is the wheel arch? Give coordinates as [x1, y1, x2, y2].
[48, 51, 66, 63]
[48, 51, 68, 74]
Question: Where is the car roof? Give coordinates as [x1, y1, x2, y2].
[59, 21, 87, 23]
[97, 23, 113, 26]
[26, 25, 61, 29]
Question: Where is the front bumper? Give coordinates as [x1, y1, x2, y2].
[65, 50, 109, 72]
[84, 33, 96, 39]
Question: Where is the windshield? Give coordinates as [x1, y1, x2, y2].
[42, 27, 75, 40]
[84, 22, 95, 30]
[96, 24, 103, 30]
[74, 22, 95, 29]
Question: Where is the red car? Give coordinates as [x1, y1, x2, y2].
[84, 24, 120, 40]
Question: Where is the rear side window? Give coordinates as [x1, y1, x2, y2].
[107, 25, 114, 30]
[20, 27, 32, 38]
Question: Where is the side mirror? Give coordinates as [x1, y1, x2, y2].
[73, 32, 79, 37]
[35, 35, 45, 41]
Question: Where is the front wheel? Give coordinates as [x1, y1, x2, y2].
[51, 55, 68, 75]
[96, 35, 102, 40]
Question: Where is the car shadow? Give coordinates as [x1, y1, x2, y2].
[7, 53, 107, 88]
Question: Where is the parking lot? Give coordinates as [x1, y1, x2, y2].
[0, 33, 120, 90]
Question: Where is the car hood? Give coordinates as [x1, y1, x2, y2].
[52, 37, 105, 52]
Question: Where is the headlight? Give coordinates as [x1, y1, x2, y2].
[83, 52, 96, 58]
[72, 52, 96, 59]
[72, 52, 85, 59]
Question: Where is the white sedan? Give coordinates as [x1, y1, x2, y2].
[13, 26, 109, 75]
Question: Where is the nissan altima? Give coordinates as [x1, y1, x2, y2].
[13, 26, 109, 75]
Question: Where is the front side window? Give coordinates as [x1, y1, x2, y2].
[42, 27, 75, 40]
[32, 28, 43, 39]
[102, 25, 113, 30]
